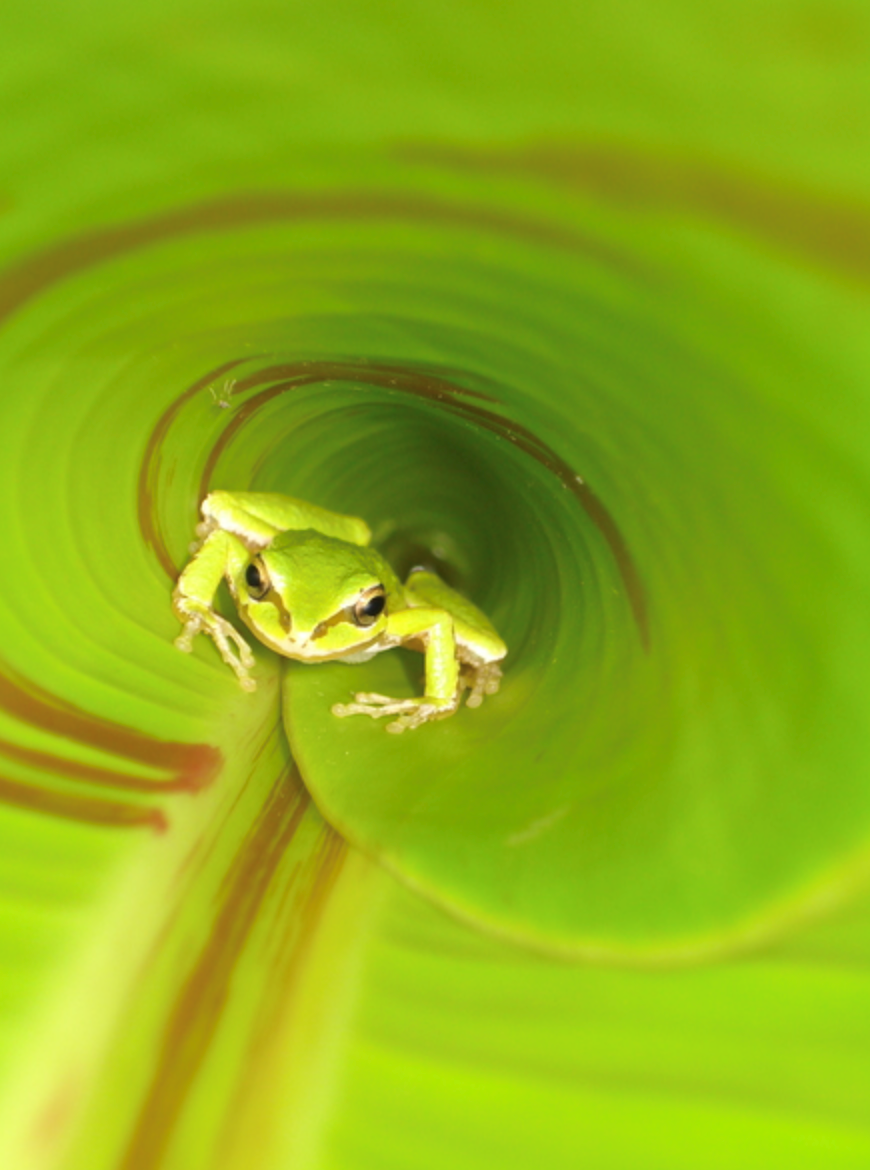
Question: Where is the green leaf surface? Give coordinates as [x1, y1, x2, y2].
[321, 875, 870, 1170]
[283, 211, 870, 956]
[0, 0, 868, 1167]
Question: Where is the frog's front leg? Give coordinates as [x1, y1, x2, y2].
[404, 567, 506, 710]
[332, 608, 460, 733]
[172, 529, 257, 690]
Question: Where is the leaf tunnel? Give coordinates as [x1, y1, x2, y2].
[1, 4, 870, 1168]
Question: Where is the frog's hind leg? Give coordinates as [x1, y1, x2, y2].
[200, 491, 371, 549]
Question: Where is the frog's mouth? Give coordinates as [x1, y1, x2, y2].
[283, 638, 380, 663]
[273, 628, 382, 664]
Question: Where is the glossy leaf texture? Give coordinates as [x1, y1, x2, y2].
[0, 1, 869, 1168]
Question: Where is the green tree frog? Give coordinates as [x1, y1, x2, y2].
[172, 491, 507, 733]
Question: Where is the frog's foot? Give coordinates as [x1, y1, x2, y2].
[185, 517, 218, 557]
[332, 692, 457, 734]
[173, 604, 257, 691]
[461, 661, 503, 709]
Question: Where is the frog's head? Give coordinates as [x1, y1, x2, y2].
[229, 530, 392, 661]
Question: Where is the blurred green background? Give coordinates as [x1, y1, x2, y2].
[0, 2, 869, 1168]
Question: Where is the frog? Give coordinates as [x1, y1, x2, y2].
[172, 491, 507, 733]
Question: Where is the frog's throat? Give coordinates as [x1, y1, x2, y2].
[239, 617, 387, 663]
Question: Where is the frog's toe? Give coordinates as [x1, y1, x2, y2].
[174, 629, 195, 654]
[351, 692, 402, 706]
[333, 693, 456, 731]
[463, 662, 503, 708]
[231, 635, 256, 671]
[332, 694, 414, 720]
[174, 611, 205, 654]
[385, 708, 430, 733]
[208, 617, 257, 684]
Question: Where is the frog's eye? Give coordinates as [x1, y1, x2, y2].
[245, 559, 271, 600]
[353, 586, 386, 628]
